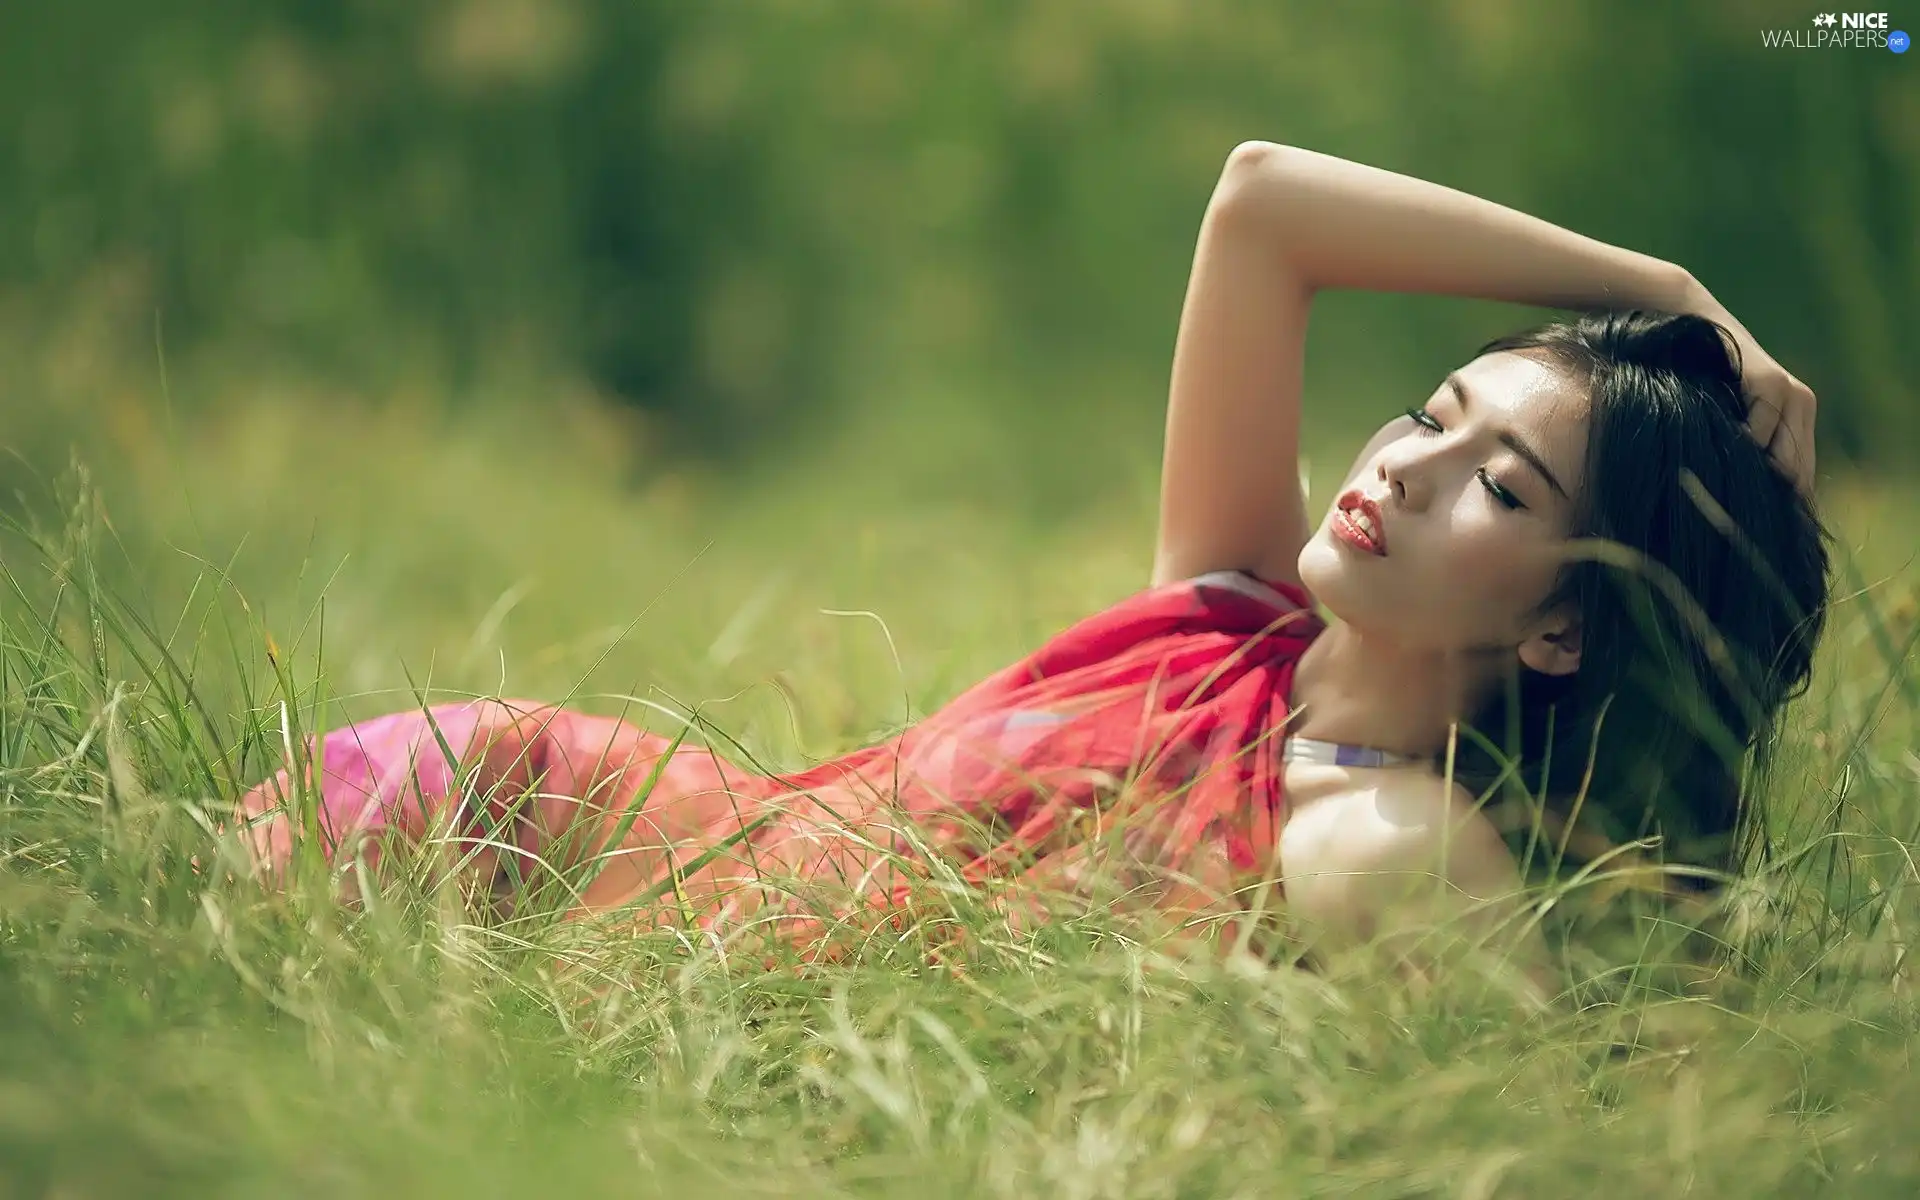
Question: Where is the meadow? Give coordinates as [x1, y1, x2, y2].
[2, 1, 1916, 1192]
[1, 368, 1917, 1197]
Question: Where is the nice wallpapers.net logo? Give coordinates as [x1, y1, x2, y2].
[1762, 12, 1910, 50]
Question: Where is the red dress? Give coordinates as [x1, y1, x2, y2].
[238, 571, 1324, 955]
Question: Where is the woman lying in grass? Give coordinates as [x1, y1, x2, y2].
[238, 143, 1831, 983]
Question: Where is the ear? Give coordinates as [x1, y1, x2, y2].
[1516, 612, 1582, 678]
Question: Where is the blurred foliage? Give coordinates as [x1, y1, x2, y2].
[0, 0, 838, 450]
[0, 0, 1913, 469]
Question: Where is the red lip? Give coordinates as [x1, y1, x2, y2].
[1335, 489, 1389, 556]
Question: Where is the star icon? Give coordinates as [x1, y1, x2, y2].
[1813, 12, 1836, 26]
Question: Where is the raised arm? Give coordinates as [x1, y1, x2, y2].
[1152, 142, 1696, 587]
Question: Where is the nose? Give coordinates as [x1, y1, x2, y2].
[1376, 453, 1422, 512]
[1377, 460, 1405, 504]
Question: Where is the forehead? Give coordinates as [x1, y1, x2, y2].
[1452, 351, 1588, 483]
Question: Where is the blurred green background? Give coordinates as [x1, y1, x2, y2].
[0, 0, 1913, 734]
[5, 0, 1913, 458]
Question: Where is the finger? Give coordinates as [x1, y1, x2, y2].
[1780, 382, 1818, 497]
[1767, 403, 1815, 498]
[1744, 391, 1782, 449]
[1785, 398, 1818, 497]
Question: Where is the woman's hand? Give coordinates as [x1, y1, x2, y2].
[1680, 275, 1819, 498]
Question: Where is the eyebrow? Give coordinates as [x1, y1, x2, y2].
[1445, 373, 1570, 501]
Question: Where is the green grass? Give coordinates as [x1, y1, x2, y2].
[2, 383, 1918, 1197]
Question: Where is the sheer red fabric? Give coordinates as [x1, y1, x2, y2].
[237, 571, 1324, 954]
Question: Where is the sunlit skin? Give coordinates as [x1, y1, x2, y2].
[1286, 350, 1590, 766]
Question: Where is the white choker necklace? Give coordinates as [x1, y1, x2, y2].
[1281, 735, 1425, 768]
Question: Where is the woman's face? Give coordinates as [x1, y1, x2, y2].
[1298, 351, 1591, 660]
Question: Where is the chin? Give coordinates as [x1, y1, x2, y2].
[1297, 530, 1391, 631]
[1295, 533, 1351, 608]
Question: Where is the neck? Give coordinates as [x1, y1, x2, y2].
[1287, 619, 1501, 761]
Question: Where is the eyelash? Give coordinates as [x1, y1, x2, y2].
[1402, 407, 1526, 510]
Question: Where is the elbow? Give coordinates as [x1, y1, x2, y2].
[1223, 139, 1290, 176]
[1208, 140, 1295, 230]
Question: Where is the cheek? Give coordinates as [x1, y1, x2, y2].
[1423, 518, 1562, 613]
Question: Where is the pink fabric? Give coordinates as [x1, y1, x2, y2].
[237, 572, 1324, 955]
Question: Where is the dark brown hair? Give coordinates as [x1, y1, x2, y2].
[1447, 310, 1833, 879]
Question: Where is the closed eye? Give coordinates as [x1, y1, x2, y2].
[1402, 407, 1527, 511]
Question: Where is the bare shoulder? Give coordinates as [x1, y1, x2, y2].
[1277, 769, 1521, 940]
